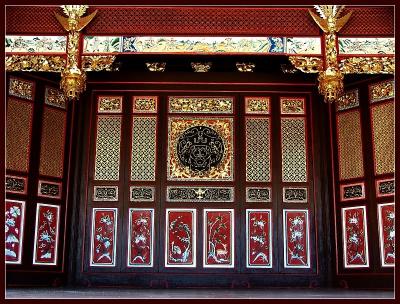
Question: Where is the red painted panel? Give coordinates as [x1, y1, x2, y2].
[5, 200, 26, 264]
[283, 209, 310, 268]
[246, 209, 272, 268]
[90, 208, 118, 267]
[128, 208, 154, 267]
[341, 206, 369, 268]
[33, 203, 60, 265]
[378, 203, 395, 267]
[165, 209, 196, 267]
[203, 209, 234, 268]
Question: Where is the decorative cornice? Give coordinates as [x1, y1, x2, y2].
[6, 55, 66, 72]
[339, 56, 394, 74]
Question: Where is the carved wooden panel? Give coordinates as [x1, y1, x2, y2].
[33, 203, 60, 265]
[246, 118, 270, 182]
[8, 77, 35, 100]
[38, 180, 62, 199]
[369, 80, 394, 103]
[128, 208, 154, 267]
[168, 97, 233, 114]
[133, 96, 158, 113]
[130, 117, 157, 181]
[39, 107, 66, 178]
[97, 96, 123, 113]
[130, 187, 155, 202]
[5, 200, 26, 264]
[336, 89, 359, 111]
[94, 116, 122, 180]
[168, 117, 234, 181]
[245, 97, 270, 114]
[45, 87, 66, 109]
[6, 98, 33, 172]
[165, 209, 196, 267]
[377, 203, 395, 267]
[340, 182, 365, 202]
[6, 175, 28, 195]
[283, 209, 310, 268]
[337, 110, 364, 180]
[90, 208, 118, 267]
[371, 102, 394, 175]
[203, 209, 234, 268]
[167, 186, 234, 202]
[93, 186, 118, 202]
[280, 97, 305, 114]
[376, 179, 394, 197]
[246, 209, 272, 268]
[246, 187, 271, 203]
[283, 187, 308, 203]
[341, 206, 369, 268]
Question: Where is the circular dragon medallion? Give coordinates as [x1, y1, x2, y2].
[177, 126, 225, 173]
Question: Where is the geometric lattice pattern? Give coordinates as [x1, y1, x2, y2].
[281, 118, 307, 182]
[94, 116, 122, 180]
[246, 118, 270, 182]
[130, 117, 157, 181]
[39, 108, 66, 178]
[371, 102, 394, 175]
[6, 98, 33, 172]
[337, 111, 364, 180]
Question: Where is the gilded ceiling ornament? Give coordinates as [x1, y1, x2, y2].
[339, 57, 395, 74]
[82, 55, 118, 72]
[288, 56, 323, 73]
[145, 62, 166, 72]
[6, 55, 66, 72]
[55, 5, 98, 100]
[191, 62, 212, 72]
[308, 5, 352, 103]
[236, 62, 255, 72]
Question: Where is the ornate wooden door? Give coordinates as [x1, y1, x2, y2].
[74, 88, 327, 288]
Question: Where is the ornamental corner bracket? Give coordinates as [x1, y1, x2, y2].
[289, 5, 394, 104]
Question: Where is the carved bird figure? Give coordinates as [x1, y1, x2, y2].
[54, 5, 97, 32]
[309, 5, 352, 33]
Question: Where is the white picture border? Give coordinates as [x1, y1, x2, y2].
[90, 207, 118, 267]
[283, 209, 311, 268]
[377, 203, 395, 267]
[127, 208, 154, 267]
[246, 209, 272, 268]
[32, 203, 61, 266]
[165, 208, 197, 268]
[203, 208, 234, 268]
[341, 205, 370, 268]
[5, 199, 26, 264]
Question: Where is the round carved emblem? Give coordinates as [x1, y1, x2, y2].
[177, 126, 225, 173]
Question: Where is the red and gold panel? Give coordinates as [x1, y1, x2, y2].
[246, 209, 272, 268]
[97, 96, 123, 113]
[341, 206, 369, 268]
[369, 79, 394, 103]
[133, 96, 158, 113]
[39, 107, 67, 178]
[283, 209, 310, 268]
[5, 200, 26, 264]
[33, 203, 60, 265]
[6, 97, 33, 172]
[370, 102, 394, 175]
[337, 110, 364, 181]
[167, 117, 234, 181]
[90, 208, 118, 267]
[203, 209, 234, 268]
[377, 203, 395, 267]
[165, 209, 196, 267]
[127, 208, 154, 267]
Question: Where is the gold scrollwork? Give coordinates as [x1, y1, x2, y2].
[236, 62, 255, 72]
[145, 62, 166, 72]
[191, 62, 212, 72]
[82, 55, 117, 72]
[340, 57, 395, 74]
[288, 56, 323, 73]
[6, 55, 66, 72]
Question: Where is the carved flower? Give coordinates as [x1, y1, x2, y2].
[9, 206, 20, 218]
